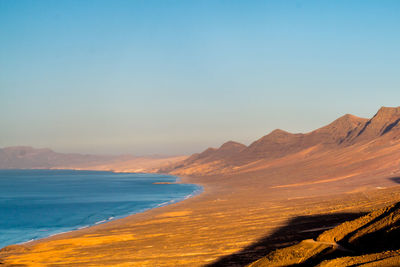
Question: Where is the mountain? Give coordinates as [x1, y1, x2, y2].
[0, 146, 186, 172]
[0, 146, 119, 169]
[249, 201, 400, 266]
[238, 113, 366, 161]
[345, 106, 400, 144]
[160, 141, 247, 176]
[187, 141, 246, 163]
[167, 107, 399, 176]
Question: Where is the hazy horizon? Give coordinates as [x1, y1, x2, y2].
[2, 0, 400, 155]
[0, 107, 393, 156]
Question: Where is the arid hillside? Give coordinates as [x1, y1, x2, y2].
[164, 107, 400, 176]
[249, 201, 400, 266]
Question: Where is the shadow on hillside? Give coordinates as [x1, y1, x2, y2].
[389, 177, 400, 184]
[206, 212, 366, 267]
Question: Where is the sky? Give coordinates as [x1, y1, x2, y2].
[1, 0, 400, 155]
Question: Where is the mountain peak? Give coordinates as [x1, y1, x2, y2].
[328, 113, 367, 126]
[345, 106, 400, 143]
[219, 141, 246, 150]
[183, 141, 246, 165]
[269, 129, 291, 135]
[315, 114, 368, 134]
[338, 113, 365, 121]
[264, 129, 294, 140]
[374, 106, 400, 120]
[369, 106, 400, 136]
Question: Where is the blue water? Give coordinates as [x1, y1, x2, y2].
[0, 169, 201, 249]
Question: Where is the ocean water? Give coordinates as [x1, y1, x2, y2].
[0, 169, 201, 249]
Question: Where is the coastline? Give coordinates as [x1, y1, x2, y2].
[0, 170, 203, 250]
[6, 176, 208, 251]
[2, 161, 400, 266]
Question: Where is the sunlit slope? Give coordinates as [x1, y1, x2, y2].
[165, 107, 400, 176]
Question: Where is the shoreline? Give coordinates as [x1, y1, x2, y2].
[15, 177, 208, 250]
[0, 170, 204, 250]
[2, 164, 400, 265]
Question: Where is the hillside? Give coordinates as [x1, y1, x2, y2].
[166, 107, 400, 176]
[248, 201, 400, 266]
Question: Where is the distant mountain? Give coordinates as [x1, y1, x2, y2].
[0, 146, 120, 169]
[0, 146, 186, 172]
[165, 106, 400, 176]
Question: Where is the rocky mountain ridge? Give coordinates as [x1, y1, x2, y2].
[165, 106, 400, 176]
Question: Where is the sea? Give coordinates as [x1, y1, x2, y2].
[0, 169, 201, 249]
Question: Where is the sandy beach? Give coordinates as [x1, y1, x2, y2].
[2, 138, 400, 266]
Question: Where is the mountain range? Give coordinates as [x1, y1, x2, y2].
[3, 107, 400, 176]
[0, 146, 186, 173]
[165, 106, 400, 176]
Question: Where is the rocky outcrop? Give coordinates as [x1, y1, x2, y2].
[249, 202, 400, 266]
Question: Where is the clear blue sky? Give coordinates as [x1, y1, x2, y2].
[1, 0, 400, 155]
